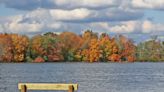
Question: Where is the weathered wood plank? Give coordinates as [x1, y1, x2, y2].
[68, 85, 74, 92]
[18, 83, 78, 91]
[20, 85, 26, 92]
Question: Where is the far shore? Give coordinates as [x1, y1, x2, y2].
[1, 61, 164, 63]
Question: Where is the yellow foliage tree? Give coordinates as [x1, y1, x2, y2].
[88, 38, 100, 62]
[99, 33, 112, 61]
[11, 34, 29, 62]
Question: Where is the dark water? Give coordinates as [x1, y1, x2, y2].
[1, 62, 164, 92]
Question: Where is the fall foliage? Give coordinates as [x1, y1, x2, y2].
[30, 33, 63, 62]
[0, 34, 29, 62]
[99, 33, 112, 61]
[59, 32, 83, 61]
[0, 34, 13, 62]
[87, 38, 100, 62]
[11, 34, 29, 62]
[0, 30, 163, 63]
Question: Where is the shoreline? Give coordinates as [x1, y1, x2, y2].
[1, 61, 164, 64]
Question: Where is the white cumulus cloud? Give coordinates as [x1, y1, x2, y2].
[131, 0, 164, 10]
[50, 8, 91, 21]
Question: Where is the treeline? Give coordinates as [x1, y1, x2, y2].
[0, 30, 164, 63]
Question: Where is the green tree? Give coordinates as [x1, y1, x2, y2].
[136, 36, 162, 62]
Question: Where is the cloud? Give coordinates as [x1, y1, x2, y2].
[16, 8, 92, 23]
[142, 20, 153, 33]
[0, 0, 164, 37]
[1, 10, 164, 37]
[50, 8, 91, 21]
[6, 22, 44, 33]
[0, 0, 119, 10]
[115, 20, 164, 34]
[131, 0, 164, 10]
[1, 21, 62, 35]
[0, 12, 62, 35]
[109, 21, 140, 33]
[87, 20, 164, 34]
[98, 8, 143, 22]
[53, 0, 119, 9]
[142, 20, 164, 33]
[0, 0, 41, 10]
[2, 0, 164, 11]
[86, 20, 164, 43]
[0, 6, 163, 36]
[8, 8, 142, 23]
[0, 0, 164, 44]
[87, 21, 140, 34]
[51, 8, 143, 22]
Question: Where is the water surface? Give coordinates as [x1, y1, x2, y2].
[1, 62, 164, 92]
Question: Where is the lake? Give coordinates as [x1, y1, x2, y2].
[1, 62, 164, 92]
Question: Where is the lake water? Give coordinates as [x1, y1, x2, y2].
[1, 62, 164, 92]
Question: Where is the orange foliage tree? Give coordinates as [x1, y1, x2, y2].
[0, 31, 138, 62]
[81, 39, 101, 62]
[86, 38, 100, 62]
[81, 30, 98, 49]
[0, 34, 13, 62]
[79, 30, 99, 62]
[11, 34, 29, 62]
[0, 34, 29, 62]
[59, 32, 83, 61]
[118, 35, 136, 62]
[108, 38, 121, 62]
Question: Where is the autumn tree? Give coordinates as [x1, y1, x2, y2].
[81, 30, 98, 49]
[118, 35, 136, 62]
[99, 33, 112, 61]
[0, 34, 13, 62]
[108, 37, 121, 62]
[59, 32, 83, 61]
[11, 34, 29, 62]
[88, 38, 100, 62]
[30, 35, 44, 60]
[43, 34, 63, 61]
[30, 33, 63, 62]
[2, 31, 161, 62]
[79, 30, 99, 62]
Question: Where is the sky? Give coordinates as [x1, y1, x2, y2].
[0, 0, 164, 43]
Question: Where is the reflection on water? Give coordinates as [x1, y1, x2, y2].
[1, 62, 164, 92]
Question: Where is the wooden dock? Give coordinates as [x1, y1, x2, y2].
[18, 83, 78, 92]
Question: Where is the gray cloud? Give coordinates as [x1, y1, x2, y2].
[0, 6, 162, 36]
[0, 0, 164, 45]
[1, 0, 164, 11]
[0, 0, 41, 10]
[1, 11, 164, 36]
[0, 0, 119, 10]
[9, 8, 143, 24]
[0, 0, 164, 42]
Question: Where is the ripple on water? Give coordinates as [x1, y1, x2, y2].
[1, 63, 164, 92]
